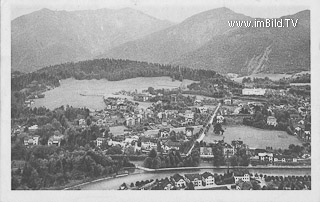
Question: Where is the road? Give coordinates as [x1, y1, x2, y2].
[186, 103, 221, 156]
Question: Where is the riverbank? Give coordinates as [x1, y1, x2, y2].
[63, 165, 311, 190]
[135, 165, 311, 172]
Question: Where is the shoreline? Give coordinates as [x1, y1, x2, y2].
[135, 165, 311, 172]
[62, 165, 311, 190]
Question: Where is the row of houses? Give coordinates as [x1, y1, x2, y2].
[169, 172, 216, 189]
[167, 170, 252, 190]
[250, 151, 300, 164]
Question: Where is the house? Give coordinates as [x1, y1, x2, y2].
[159, 178, 174, 190]
[134, 93, 150, 102]
[231, 140, 244, 149]
[258, 152, 273, 162]
[118, 103, 127, 111]
[96, 119, 107, 126]
[48, 134, 64, 146]
[267, 116, 278, 127]
[141, 139, 157, 151]
[171, 174, 187, 188]
[216, 115, 224, 123]
[201, 172, 215, 186]
[159, 128, 170, 138]
[108, 139, 125, 147]
[96, 137, 106, 147]
[163, 140, 181, 152]
[242, 88, 266, 96]
[200, 147, 214, 157]
[28, 125, 38, 132]
[125, 116, 135, 126]
[185, 174, 202, 187]
[223, 144, 235, 156]
[79, 119, 86, 127]
[233, 170, 250, 183]
[304, 131, 311, 141]
[124, 137, 136, 145]
[185, 127, 194, 137]
[184, 111, 194, 124]
[224, 98, 233, 105]
[124, 129, 133, 136]
[23, 135, 39, 146]
[298, 119, 305, 125]
[198, 106, 208, 114]
[273, 155, 287, 163]
[194, 100, 202, 106]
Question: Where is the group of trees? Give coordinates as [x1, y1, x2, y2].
[12, 58, 225, 93]
[143, 148, 200, 169]
[187, 78, 242, 98]
[12, 147, 131, 190]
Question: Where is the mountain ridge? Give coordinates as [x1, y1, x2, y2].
[12, 8, 175, 72]
[103, 8, 310, 75]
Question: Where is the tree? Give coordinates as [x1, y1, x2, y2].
[106, 146, 122, 155]
[148, 149, 157, 158]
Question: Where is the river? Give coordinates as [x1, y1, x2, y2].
[78, 167, 310, 190]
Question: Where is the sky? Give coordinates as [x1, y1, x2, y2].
[10, 0, 310, 22]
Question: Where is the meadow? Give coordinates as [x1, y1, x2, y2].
[204, 125, 302, 150]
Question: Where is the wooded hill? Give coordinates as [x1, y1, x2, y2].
[12, 58, 241, 92]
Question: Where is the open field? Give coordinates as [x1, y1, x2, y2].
[232, 71, 310, 83]
[33, 77, 196, 110]
[204, 125, 302, 150]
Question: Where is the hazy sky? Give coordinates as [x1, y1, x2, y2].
[10, 0, 309, 22]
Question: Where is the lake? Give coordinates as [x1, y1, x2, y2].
[33, 77, 196, 110]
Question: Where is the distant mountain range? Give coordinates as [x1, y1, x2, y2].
[12, 7, 310, 75]
[12, 8, 174, 72]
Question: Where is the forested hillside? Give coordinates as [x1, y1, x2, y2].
[12, 58, 239, 92]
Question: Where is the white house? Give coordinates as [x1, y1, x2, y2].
[223, 144, 235, 156]
[267, 116, 278, 127]
[79, 119, 86, 127]
[28, 125, 38, 132]
[141, 141, 157, 151]
[96, 137, 106, 147]
[198, 106, 208, 114]
[24, 135, 39, 146]
[172, 174, 187, 188]
[258, 152, 273, 162]
[201, 172, 215, 186]
[185, 174, 202, 187]
[216, 115, 225, 123]
[184, 111, 194, 124]
[194, 100, 202, 106]
[48, 134, 64, 147]
[200, 147, 214, 157]
[233, 171, 250, 183]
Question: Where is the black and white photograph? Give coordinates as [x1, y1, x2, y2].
[1, 0, 320, 201]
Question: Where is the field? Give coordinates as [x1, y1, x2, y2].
[33, 77, 196, 110]
[232, 71, 311, 83]
[204, 125, 302, 150]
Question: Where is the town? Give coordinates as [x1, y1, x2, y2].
[11, 71, 311, 190]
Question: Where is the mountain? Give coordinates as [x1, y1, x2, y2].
[103, 7, 251, 65]
[12, 8, 174, 72]
[104, 8, 310, 75]
[173, 10, 310, 75]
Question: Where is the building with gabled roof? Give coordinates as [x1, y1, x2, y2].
[184, 173, 202, 187]
[171, 174, 186, 188]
